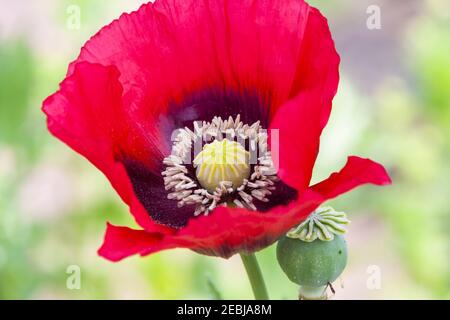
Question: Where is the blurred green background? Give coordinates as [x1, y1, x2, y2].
[0, 0, 449, 299]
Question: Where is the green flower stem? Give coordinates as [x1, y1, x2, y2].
[240, 253, 269, 300]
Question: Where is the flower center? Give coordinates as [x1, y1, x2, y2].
[162, 115, 278, 216]
[193, 139, 250, 192]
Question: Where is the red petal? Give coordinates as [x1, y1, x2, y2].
[42, 62, 169, 233]
[69, 0, 324, 118]
[270, 90, 324, 191]
[310, 156, 392, 198]
[270, 8, 340, 190]
[99, 157, 391, 260]
[98, 223, 176, 262]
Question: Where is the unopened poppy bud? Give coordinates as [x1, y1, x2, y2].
[276, 207, 349, 299]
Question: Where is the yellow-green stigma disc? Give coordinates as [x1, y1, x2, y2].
[193, 139, 250, 192]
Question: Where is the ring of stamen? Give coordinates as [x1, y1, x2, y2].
[162, 115, 278, 216]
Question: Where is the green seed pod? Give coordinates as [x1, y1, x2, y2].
[276, 207, 350, 299]
[276, 234, 348, 287]
[277, 207, 350, 299]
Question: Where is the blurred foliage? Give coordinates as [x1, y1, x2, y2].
[0, 41, 34, 145]
[407, 12, 450, 127]
[0, 0, 449, 299]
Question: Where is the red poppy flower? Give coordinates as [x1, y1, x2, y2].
[43, 0, 391, 261]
